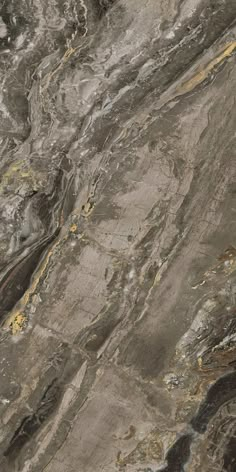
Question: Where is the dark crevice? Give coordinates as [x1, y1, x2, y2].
[223, 436, 236, 472]
[0, 229, 60, 323]
[156, 372, 236, 471]
[160, 434, 193, 472]
[0, 163, 76, 324]
[191, 371, 236, 434]
[2, 345, 83, 462]
[3, 378, 61, 460]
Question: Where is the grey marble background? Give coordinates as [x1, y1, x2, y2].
[0, 1, 236, 471]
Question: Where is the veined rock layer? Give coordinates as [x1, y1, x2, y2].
[0, 1, 236, 471]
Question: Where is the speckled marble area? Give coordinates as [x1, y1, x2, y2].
[0, 0, 236, 471]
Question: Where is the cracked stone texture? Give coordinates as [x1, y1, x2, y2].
[0, 0, 236, 471]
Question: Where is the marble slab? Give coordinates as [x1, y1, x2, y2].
[0, 1, 236, 471]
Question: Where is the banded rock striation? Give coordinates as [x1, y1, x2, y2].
[0, 0, 236, 471]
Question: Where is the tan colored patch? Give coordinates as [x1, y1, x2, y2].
[81, 201, 94, 217]
[0, 159, 39, 194]
[116, 430, 165, 467]
[70, 223, 78, 233]
[178, 41, 236, 94]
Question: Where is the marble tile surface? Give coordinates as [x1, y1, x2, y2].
[0, 0, 236, 470]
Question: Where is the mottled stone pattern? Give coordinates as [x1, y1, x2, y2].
[0, 0, 236, 471]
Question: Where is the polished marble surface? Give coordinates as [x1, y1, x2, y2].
[0, 1, 236, 471]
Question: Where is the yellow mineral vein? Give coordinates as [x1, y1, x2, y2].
[42, 46, 78, 92]
[4, 190, 95, 333]
[178, 41, 236, 94]
[4, 236, 65, 333]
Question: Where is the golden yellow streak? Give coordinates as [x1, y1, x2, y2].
[4, 236, 65, 331]
[178, 41, 236, 93]
[11, 314, 27, 336]
[4, 194, 92, 333]
[42, 47, 78, 92]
